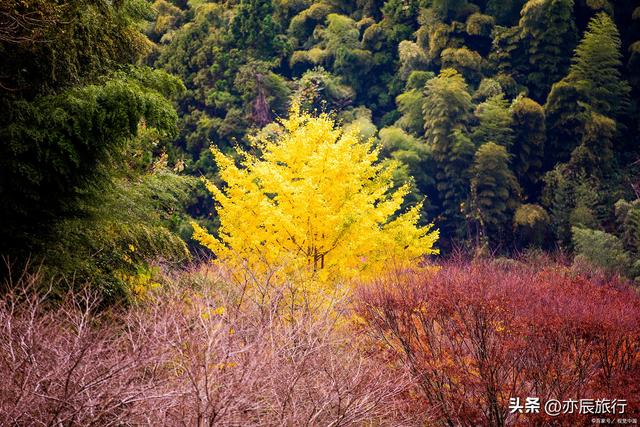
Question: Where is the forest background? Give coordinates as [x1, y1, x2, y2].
[3, 0, 640, 296]
[1, 0, 640, 424]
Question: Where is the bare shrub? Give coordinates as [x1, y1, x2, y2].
[0, 264, 408, 426]
[0, 271, 167, 425]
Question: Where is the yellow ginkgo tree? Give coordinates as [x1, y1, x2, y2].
[192, 104, 438, 286]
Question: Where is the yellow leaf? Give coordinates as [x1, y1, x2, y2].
[193, 105, 439, 292]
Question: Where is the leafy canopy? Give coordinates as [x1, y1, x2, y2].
[566, 12, 630, 117]
[193, 105, 439, 285]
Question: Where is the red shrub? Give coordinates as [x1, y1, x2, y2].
[356, 260, 640, 426]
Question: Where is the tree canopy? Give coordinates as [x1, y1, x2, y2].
[192, 105, 438, 285]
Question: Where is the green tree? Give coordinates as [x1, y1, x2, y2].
[544, 12, 630, 171]
[0, 0, 186, 259]
[423, 69, 473, 147]
[379, 126, 438, 217]
[0, 69, 183, 258]
[572, 227, 632, 277]
[490, 26, 527, 84]
[440, 47, 484, 85]
[567, 111, 616, 179]
[519, 0, 577, 102]
[396, 89, 426, 135]
[46, 167, 195, 302]
[423, 69, 474, 236]
[565, 12, 631, 118]
[486, 0, 527, 25]
[541, 164, 604, 247]
[230, 0, 288, 58]
[0, 0, 154, 97]
[323, 14, 374, 96]
[510, 96, 545, 198]
[473, 78, 504, 103]
[615, 199, 640, 257]
[472, 94, 514, 149]
[470, 142, 521, 245]
[430, 0, 470, 22]
[154, 3, 245, 166]
[380, 0, 421, 42]
[0, 0, 193, 297]
[293, 67, 355, 113]
[544, 80, 589, 167]
[234, 60, 292, 126]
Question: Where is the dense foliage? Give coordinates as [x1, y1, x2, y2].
[192, 105, 438, 286]
[0, 0, 195, 298]
[1, 0, 638, 289]
[357, 259, 640, 426]
[147, 0, 640, 266]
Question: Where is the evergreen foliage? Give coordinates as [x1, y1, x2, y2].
[46, 169, 196, 302]
[143, 0, 637, 263]
[472, 94, 513, 149]
[470, 142, 521, 244]
[0, 0, 194, 297]
[378, 126, 438, 214]
[510, 96, 545, 198]
[572, 227, 632, 277]
[422, 69, 474, 235]
[0, 70, 183, 256]
[3, 0, 640, 282]
[519, 0, 577, 102]
[0, 0, 154, 96]
[565, 12, 631, 118]
[230, 0, 288, 58]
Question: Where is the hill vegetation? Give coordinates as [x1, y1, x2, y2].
[2, 0, 640, 289]
[1, 0, 640, 424]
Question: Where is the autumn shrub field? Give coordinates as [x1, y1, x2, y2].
[357, 258, 640, 426]
[1, 258, 638, 426]
[0, 264, 411, 426]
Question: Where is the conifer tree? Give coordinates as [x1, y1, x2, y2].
[423, 69, 473, 147]
[615, 199, 640, 254]
[472, 94, 514, 149]
[396, 89, 426, 135]
[565, 12, 631, 118]
[567, 111, 616, 179]
[544, 80, 589, 168]
[378, 126, 437, 214]
[395, 71, 434, 135]
[545, 12, 630, 170]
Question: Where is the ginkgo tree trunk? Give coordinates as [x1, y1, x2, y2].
[192, 104, 438, 286]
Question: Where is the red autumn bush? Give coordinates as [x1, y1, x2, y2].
[356, 259, 640, 426]
[0, 266, 410, 426]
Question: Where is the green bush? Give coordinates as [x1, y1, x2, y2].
[572, 226, 632, 277]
